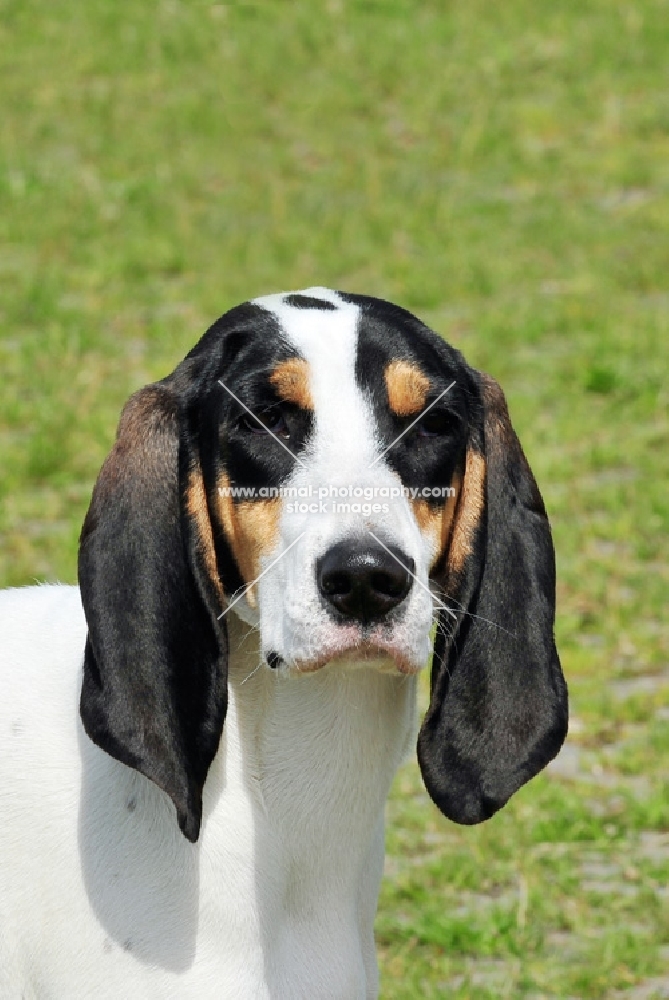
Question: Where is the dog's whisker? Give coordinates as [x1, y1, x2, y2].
[435, 595, 517, 639]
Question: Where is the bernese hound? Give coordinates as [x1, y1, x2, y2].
[0, 289, 567, 999]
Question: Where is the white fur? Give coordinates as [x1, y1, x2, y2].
[0, 585, 417, 998]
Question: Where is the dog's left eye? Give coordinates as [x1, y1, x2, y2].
[416, 409, 453, 438]
[238, 408, 290, 438]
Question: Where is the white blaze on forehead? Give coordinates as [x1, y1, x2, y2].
[253, 288, 378, 471]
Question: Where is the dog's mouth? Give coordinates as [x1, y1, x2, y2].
[274, 637, 422, 677]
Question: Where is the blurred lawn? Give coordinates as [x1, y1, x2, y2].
[1, 1, 668, 996]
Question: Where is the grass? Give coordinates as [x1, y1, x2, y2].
[2, 1, 668, 995]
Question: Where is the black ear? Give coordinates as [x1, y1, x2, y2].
[417, 372, 568, 824]
[78, 383, 228, 843]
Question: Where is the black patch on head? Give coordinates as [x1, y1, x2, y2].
[174, 303, 315, 593]
[342, 292, 474, 503]
[284, 294, 337, 311]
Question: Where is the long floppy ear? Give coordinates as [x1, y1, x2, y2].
[417, 372, 568, 824]
[78, 383, 228, 843]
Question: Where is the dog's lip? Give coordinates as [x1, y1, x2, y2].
[290, 637, 421, 676]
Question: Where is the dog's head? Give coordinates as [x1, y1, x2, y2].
[79, 288, 567, 842]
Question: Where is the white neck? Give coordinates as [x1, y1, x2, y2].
[198, 613, 419, 997]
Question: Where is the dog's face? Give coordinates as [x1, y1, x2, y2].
[79, 288, 568, 842]
[202, 289, 470, 676]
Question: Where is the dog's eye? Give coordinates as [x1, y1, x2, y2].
[416, 409, 452, 438]
[238, 408, 290, 438]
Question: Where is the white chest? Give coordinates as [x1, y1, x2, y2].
[0, 593, 418, 999]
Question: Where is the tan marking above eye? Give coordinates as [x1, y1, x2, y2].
[186, 469, 225, 607]
[215, 472, 281, 607]
[384, 360, 431, 417]
[447, 450, 486, 576]
[270, 357, 313, 410]
[411, 472, 462, 569]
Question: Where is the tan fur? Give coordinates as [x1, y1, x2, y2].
[270, 357, 314, 410]
[215, 473, 281, 606]
[185, 470, 225, 606]
[384, 360, 430, 417]
[447, 450, 486, 575]
[411, 472, 461, 569]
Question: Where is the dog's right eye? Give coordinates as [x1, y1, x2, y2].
[238, 408, 290, 439]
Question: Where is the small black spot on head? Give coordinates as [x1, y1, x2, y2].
[283, 294, 337, 311]
[265, 651, 283, 670]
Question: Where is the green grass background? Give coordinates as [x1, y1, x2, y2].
[2, 1, 668, 996]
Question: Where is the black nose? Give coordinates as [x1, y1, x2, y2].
[316, 539, 414, 623]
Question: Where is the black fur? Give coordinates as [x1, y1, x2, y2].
[417, 372, 568, 824]
[78, 385, 227, 843]
[283, 293, 337, 311]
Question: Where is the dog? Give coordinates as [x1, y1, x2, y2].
[0, 288, 567, 999]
